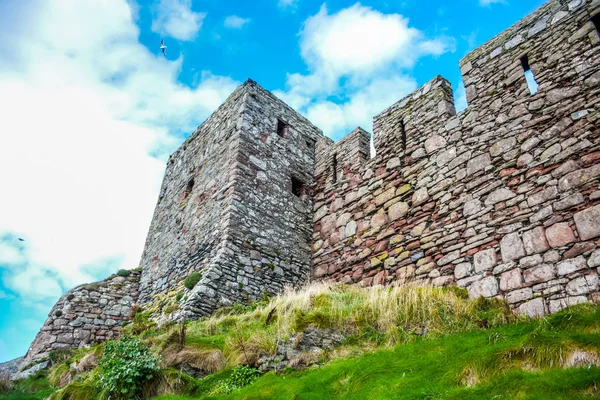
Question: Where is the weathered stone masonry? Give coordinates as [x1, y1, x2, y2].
[19, 272, 140, 371]
[17, 0, 600, 375]
[138, 80, 324, 318]
[313, 0, 600, 318]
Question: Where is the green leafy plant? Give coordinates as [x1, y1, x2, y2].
[116, 269, 131, 277]
[211, 365, 261, 394]
[175, 292, 184, 302]
[184, 272, 201, 290]
[98, 337, 160, 399]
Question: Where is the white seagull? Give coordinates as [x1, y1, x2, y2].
[160, 39, 167, 56]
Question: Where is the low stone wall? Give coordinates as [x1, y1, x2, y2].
[18, 271, 140, 372]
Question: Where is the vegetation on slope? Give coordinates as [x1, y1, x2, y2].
[1, 283, 599, 399]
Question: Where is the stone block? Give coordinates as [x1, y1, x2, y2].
[588, 249, 600, 268]
[466, 153, 492, 176]
[463, 199, 482, 216]
[506, 288, 533, 304]
[490, 137, 517, 157]
[500, 233, 526, 263]
[573, 205, 600, 241]
[468, 276, 499, 299]
[454, 262, 473, 279]
[474, 248, 497, 273]
[425, 135, 447, 153]
[557, 256, 587, 276]
[438, 250, 460, 266]
[566, 274, 599, 296]
[549, 296, 589, 314]
[523, 264, 556, 284]
[545, 222, 576, 248]
[485, 188, 515, 206]
[527, 186, 558, 207]
[522, 226, 549, 255]
[500, 268, 522, 291]
[517, 298, 546, 318]
[412, 188, 430, 206]
[388, 202, 409, 221]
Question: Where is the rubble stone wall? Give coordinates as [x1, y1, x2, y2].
[139, 80, 324, 318]
[313, 0, 600, 317]
[19, 272, 140, 371]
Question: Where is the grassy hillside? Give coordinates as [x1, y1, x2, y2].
[2, 283, 599, 399]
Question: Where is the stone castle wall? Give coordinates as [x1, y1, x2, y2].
[16, 0, 600, 375]
[312, 0, 600, 317]
[139, 80, 324, 319]
[19, 272, 140, 372]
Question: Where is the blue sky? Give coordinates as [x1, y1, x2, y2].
[0, 0, 545, 362]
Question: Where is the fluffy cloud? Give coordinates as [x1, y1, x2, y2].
[151, 0, 206, 40]
[0, 0, 237, 307]
[224, 15, 251, 29]
[277, 4, 454, 138]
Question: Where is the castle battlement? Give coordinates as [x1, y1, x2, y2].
[18, 0, 600, 375]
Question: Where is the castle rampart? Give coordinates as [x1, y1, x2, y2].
[313, 0, 600, 317]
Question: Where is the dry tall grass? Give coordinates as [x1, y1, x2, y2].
[187, 282, 512, 365]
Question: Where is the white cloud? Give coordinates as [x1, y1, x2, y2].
[479, 0, 507, 6]
[151, 0, 206, 41]
[224, 15, 250, 29]
[278, 0, 299, 9]
[0, 0, 238, 306]
[277, 3, 454, 138]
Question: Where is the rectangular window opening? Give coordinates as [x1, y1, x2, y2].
[332, 153, 338, 183]
[305, 137, 316, 150]
[277, 119, 288, 138]
[520, 55, 539, 95]
[592, 13, 600, 34]
[291, 177, 305, 197]
[400, 119, 407, 149]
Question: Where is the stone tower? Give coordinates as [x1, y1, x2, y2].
[137, 80, 324, 317]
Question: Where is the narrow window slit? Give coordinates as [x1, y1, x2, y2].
[592, 13, 600, 34]
[277, 119, 288, 138]
[291, 177, 305, 197]
[332, 153, 338, 183]
[305, 138, 316, 149]
[184, 178, 194, 198]
[520, 55, 539, 95]
[400, 119, 407, 149]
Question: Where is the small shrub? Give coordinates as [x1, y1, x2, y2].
[211, 365, 261, 394]
[66, 294, 75, 301]
[117, 269, 131, 277]
[175, 292, 184, 302]
[99, 337, 160, 399]
[184, 272, 201, 290]
[54, 310, 63, 317]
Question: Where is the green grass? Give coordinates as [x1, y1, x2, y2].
[153, 305, 600, 400]
[3, 284, 600, 400]
[0, 372, 54, 400]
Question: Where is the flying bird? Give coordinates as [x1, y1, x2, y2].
[18, 238, 25, 242]
[160, 39, 167, 56]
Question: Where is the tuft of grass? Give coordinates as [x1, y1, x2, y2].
[116, 269, 131, 277]
[184, 273, 201, 290]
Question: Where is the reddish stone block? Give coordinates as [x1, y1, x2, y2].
[522, 226, 550, 255]
[545, 222, 576, 248]
[500, 268, 522, 291]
